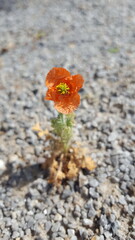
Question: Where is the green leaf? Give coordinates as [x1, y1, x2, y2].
[108, 47, 120, 53]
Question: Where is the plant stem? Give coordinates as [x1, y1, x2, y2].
[51, 113, 74, 153]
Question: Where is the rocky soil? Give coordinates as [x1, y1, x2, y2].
[0, 0, 135, 239]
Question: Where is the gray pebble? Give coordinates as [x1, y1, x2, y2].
[0, 1, 135, 240]
[108, 132, 118, 142]
[35, 213, 45, 220]
[12, 231, 20, 238]
[59, 226, 66, 234]
[54, 213, 62, 221]
[100, 215, 108, 227]
[67, 229, 75, 237]
[45, 221, 52, 233]
[89, 179, 99, 188]
[82, 218, 93, 227]
[70, 237, 77, 240]
[51, 222, 61, 232]
[81, 186, 89, 197]
[99, 235, 105, 240]
[89, 187, 99, 198]
[52, 232, 58, 238]
[61, 187, 72, 199]
[57, 207, 65, 216]
[118, 196, 127, 205]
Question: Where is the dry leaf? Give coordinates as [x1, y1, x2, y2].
[82, 157, 96, 171]
[32, 123, 42, 132]
[42, 142, 96, 185]
[32, 123, 49, 138]
[38, 129, 49, 137]
[67, 161, 79, 178]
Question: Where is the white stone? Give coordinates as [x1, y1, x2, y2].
[0, 159, 6, 170]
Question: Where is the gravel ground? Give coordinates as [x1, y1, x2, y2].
[0, 0, 135, 239]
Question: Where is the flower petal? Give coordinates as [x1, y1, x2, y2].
[46, 67, 71, 87]
[45, 88, 60, 101]
[72, 74, 84, 92]
[54, 93, 80, 114]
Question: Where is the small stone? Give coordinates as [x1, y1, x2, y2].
[52, 232, 58, 238]
[35, 213, 45, 220]
[104, 231, 112, 238]
[99, 235, 105, 240]
[67, 229, 75, 237]
[43, 209, 48, 215]
[25, 228, 31, 236]
[82, 219, 93, 227]
[81, 186, 89, 197]
[58, 207, 65, 216]
[123, 174, 130, 181]
[0, 159, 6, 170]
[120, 164, 126, 172]
[120, 182, 127, 191]
[51, 222, 61, 232]
[108, 132, 118, 142]
[35, 146, 43, 156]
[96, 69, 107, 78]
[89, 187, 99, 198]
[54, 213, 62, 221]
[70, 237, 77, 240]
[45, 221, 52, 232]
[79, 172, 88, 187]
[87, 207, 96, 218]
[9, 154, 19, 162]
[100, 215, 108, 227]
[111, 221, 118, 234]
[128, 204, 134, 214]
[61, 187, 72, 199]
[59, 226, 66, 234]
[27, 216, 35, 228]
[118, 196, 127, 205]
[110, 176, 119, 183]
[82, 231, 89, 239]
[82, 99, 89, 109]
[109, 214, 115, 223]
[74, 205, 81, 212]
[81, 210, 87, 219]
[129, 166, 135, 179]
[62, 218, 68, 225]
[89, 179, 99, 188]
[11, 219, 19, 231]
[85, 200, 96, 218]
[68, 223, 78, 229]
[29, 188, 40, 198]
[12, 231, 20, 238]
[74, 211, 81, 218]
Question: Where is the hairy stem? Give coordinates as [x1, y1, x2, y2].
[51, 113, 74, 153]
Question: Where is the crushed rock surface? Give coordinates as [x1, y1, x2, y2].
[0, 0, 135, 240]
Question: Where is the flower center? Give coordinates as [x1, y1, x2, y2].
[56, 83, 70, 94]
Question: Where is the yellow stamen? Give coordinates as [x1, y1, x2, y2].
[56, 83, 70, 94]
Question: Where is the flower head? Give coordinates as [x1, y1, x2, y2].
[45, 67, 84, 114]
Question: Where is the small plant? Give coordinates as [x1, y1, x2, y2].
[43, 67, 96, 184]
[108, 47, 119, 53]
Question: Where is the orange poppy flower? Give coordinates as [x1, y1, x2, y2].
[45, 67, 84, 114]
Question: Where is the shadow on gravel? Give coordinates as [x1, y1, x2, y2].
[0, 163, 93, 198]
[1, 163, 49, 189]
